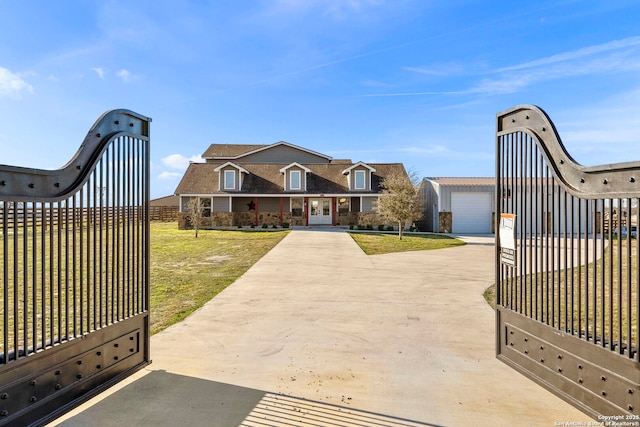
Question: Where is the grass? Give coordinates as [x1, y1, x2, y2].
[487, 237, 638, 346]
[149, 223, 288, 334]
[348, 232, 466, 255]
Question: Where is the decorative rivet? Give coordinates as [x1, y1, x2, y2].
[114, 120, 120, 125]
[76, 165, 82, 170]
[95, 133, 101, 138]
[524, 337, 528, 342]
[578, 364, 583, 369]
[1, 393, 8, 400]
[96, 364, 102, 369]
[55, 370, 62, 375]
[580, 178, 585, 183]
[560, 159, 564, 164]
[114, 356, 119, 361]
[77, 360, 82, 365]
[511, 119, 516, 123]
[525, 115, 530, 119]
[55, 384, 62, 390]
[0, 410, 8, 417]
[540, 346, 544, 350]
[601, 375, 606, 381]
[630, 177, 635, 183]
[629, 405, 634, 411]
[129, 123, 134, 127]
[509, 342, 514, 346]
[524, 349, 529, 354]
[540, 358, 545, 363]
[129, 348, 134, 353]
[54, 182, 60, 187]
[601, 391, 606, 396]
[603, 179, 608, 185]
[29, 380, 36, 386]
[557, 354, 562, 359]
[542, 127, 546, 131]
[0, 181, 5, 186]
[114, 343, 119, 348]
[77, 374, 83, 379]
[28, 183, 34, 188]
[558, 368, 562, 373]
[96, 351, 102, 356]
[578, 378, 583, 384]
[628, 389, 634, 394]
[30, 396, 37, 403]
[130, 336, 134, 340]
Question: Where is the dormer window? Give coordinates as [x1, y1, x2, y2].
[354, 170, 366, 190]
[290, 170, 301, 190]
[279, 162, 311, 191]
[342, 162, 376, 191]
[214, 162, 249, 192]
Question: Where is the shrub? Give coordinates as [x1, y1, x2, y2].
[386, 226, 394, 231]
[366, 224, 373, 230]
[357, 224, 365, 230]
[282, 222, 290, 228]
[250, 224, 255, 229]
[262, 223, 268, 228]
[377, 224, 384, 231]
[272, 224, 277, 229]
[349, 223, 355, 230]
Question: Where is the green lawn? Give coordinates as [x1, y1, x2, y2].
[348, 232, 466, 255]
[149, 223, 289, 334]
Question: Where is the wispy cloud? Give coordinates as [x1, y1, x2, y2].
[158, 171, 183, 180]
[116, 69, 132, 82]
[91, 67, 105, 78]
[361, 35, 640, 97]
[0, 67, 34, 98]
[268, 0, 386, 19]
[162, 154, 204, 170]
[403, 63, 467, 77]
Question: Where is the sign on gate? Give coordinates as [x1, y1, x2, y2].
[499, 213, 516, 266]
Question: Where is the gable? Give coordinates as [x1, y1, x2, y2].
[237, 144, 331, 164]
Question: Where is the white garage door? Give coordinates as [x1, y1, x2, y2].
[451, 192, 492, 233]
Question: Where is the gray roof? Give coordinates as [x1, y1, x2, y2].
[175, 162, 408, 195]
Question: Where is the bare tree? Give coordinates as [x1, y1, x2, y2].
[186, 196, 204, 238]
[374, 169, 423, 240]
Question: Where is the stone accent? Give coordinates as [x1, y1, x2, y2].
[439, 212, 452, 233]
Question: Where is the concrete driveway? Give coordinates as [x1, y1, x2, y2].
[51, 230, 592, 426]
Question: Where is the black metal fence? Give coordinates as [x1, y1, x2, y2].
[0, 110, 151, 426]
[495, 105, 639, 418]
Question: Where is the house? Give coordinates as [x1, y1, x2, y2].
[418, 177, 496, 234]
[174, 141, 409, 228]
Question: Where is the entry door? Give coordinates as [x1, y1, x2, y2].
[309, 198, 332, 225]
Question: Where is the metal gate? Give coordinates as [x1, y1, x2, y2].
[0, 110, 151, 426]
[496, 105, 640, 418]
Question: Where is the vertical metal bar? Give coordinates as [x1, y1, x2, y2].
[563, 190, 568, 332]
[57, 201, 62, 342]
[22, 203, 28, 355]
[13, 202, 19, 356]
[3, 205, 9, 362]
[116, 136, 121, 321]
[577, 198, 582, 338]
[601, 199, 608, 347]
[99, 157, 104, 328]
[32, 202, 38, 351]
[105, 145, 111, 325]
[72, 195, 77, 338]
[126, 136, 132, 318]
[533, 139, 539, 321]
[79, 189, 84, 336]
[64, 199, 69, 340]
[625, 198, 631, 356]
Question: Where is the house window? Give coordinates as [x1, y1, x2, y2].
[338, 198, 349, 216]
[290, 170, 301, 190]
[224, 170, 236, 190]
[291, 198, 303, 217]
[354, 170, 366, 190]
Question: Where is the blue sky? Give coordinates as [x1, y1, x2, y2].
[1, 0, 640, 199]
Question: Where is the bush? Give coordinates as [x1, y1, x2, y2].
[349, 224, 355, 230]
[250, 224, 255, 229]
[282, 222, 290, 228]
[386, 226, 394, 231]
[237, 224, 243, 229]
[262, 223, 268, 228]
[377, 224, 384, 231]
[357, 224, 365, 230]
[366, 224, 373, 230]
[272, 224, 278, 229]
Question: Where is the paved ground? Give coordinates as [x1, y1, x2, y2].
[50, 230, 593, 427]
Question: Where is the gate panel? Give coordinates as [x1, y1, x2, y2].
[0, 110, 151, 426]
[496, 105, 639, 418]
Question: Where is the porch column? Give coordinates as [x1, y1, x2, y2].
[255, 197, 259, 226]
[279, 197, 284, 224]
[304, 197, 309, 226]
[332, 197, 337, 226]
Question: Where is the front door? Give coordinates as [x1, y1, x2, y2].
[309, 198, 332, 225]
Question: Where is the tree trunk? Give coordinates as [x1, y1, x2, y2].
[398, 221, 403, 240]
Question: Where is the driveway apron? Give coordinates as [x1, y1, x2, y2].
[52, 230, 592, 427]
